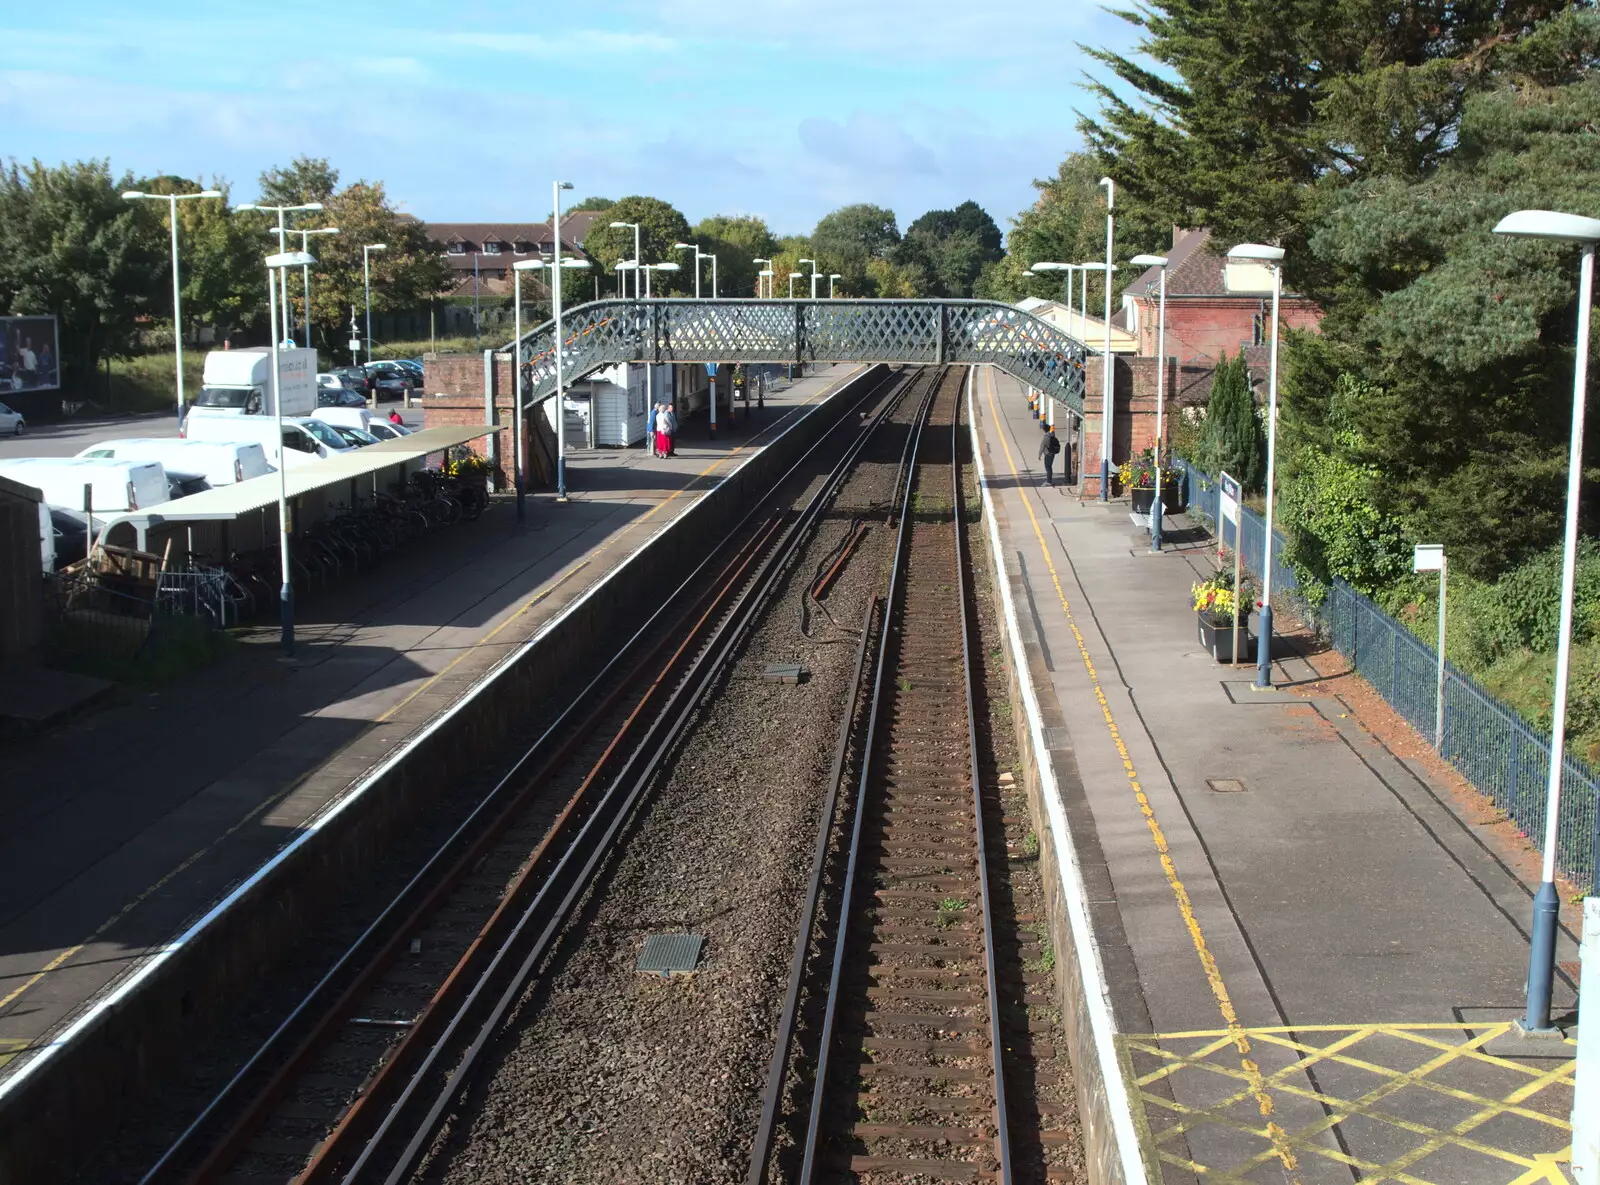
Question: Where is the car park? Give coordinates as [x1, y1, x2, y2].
[0, 401, 25, 435]
[364, 360, 421, 390]
[330, 425, 382, 448]
[183, 413, 359, 466]
[332, 366, 376, 395]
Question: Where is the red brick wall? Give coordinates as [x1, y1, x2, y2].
[1056, 356, 1178, 498]
[1130, 295, 1322, 367]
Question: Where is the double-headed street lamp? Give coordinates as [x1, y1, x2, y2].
[266, 226, 339, 350]
[673, 241, 710, 298]
[610, 221, 642, 297]
[362, 243, 387, 366]
[753, 258, 772, 297]
[265, 249, 317, 657]
[1130, 254, 1170, 551]
[236, 201, 325, 344]
[121, 187, 224, 420]
[1225, 242, 1286, 688]
[1492, 208, 1600, 1034]
[514, 254, 591, 519]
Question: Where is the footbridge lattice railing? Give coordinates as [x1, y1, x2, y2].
[508, 299, 1091, 415]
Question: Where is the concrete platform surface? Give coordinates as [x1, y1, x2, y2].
[0, 364, 858, 1079]
[973, 366, 1580, 1185]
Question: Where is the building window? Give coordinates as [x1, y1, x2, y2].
[448, 242, 467, 255]
[484, 241, 503, 256]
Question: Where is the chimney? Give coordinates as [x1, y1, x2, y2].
[1173, 224, 1182, 249]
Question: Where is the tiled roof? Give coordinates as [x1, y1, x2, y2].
[424, 213, 597, 268]
[1125, 228, 1227, 298]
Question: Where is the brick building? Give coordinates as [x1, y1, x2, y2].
[1118, 228, 1322, 404]
[419, 211, 603, 299]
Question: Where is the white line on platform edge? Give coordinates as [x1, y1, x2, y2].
[966, 365, 1149, 1185]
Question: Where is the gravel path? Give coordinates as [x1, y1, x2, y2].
[418, 376, 927, 1184]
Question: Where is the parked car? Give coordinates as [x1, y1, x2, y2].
[332, 366, 375, 395]
[0, 457, 170, 514]
[318, 372, 365, 394]
[313, 406, 372, 433]
[0, 401, 24, 435]
[330, 425, 381, 448]
[364, 360, 421, 390]
[396, 359, 424, 380]
[317, 387, 368, 408]
[184, 413, 358, 467]
[366, 420, 412, 442]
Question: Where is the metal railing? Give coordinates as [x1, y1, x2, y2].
[1176, 456, 1600, 892]
[508, 298, 1091, 415]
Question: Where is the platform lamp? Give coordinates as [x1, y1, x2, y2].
[1130, 253, 1169, 551]
[828, 273, 841, 298]
[610, 221, 642, 297]
[1097, 176, 1115, 502]
[753, 258, 772, 297]
[362, 243, 388, 366]
[1492, 208, 1600, 1034]
[236, 201, 324, 344]
[673, 241, 709, 298]
[513, 256, 591, 520]
[798, 257, 821, 298]
[266, 249, 317, 657]
[122, 188, 224, 420]
[1225, 242, 1286, 689]
[264, 226, 339, 352]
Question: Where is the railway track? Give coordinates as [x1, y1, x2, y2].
[136, 365, 925, 1185]
[751, 366, 1051, 1183]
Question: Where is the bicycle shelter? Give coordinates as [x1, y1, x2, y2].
[96, 424, 495, 555]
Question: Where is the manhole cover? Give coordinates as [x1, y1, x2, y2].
[637, 933, 705, 975]
[1207, 778, 1247, 793]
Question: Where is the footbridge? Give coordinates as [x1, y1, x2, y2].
[510, 298, 1091, 414]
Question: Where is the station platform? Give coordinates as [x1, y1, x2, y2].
[972, 366, 1582, 1184]
[0, 364, 859, 1081]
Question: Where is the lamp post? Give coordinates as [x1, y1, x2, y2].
[789, 273, 803, 299]
[707, 254, 719, 299]
[673, 242, 706, 298]
[265, 226, 339, 351]
[753, 258, 772, 297]
[610, 221, 642, 297]
[235, 202, 324, 345]
[828, 273, 841, 298]
[1131, 254, 1169, 551]
[638, 261, 680, 443]
[362, 243, 388, 367]
[798, 257, 821, 298]
[551, 181, 580, 500]
[1029, 260, 1077, 337]
[122, 188, 224, 421]
[1097, 177, 1115, 501]
[1492, 208, 1600, 1033]
[514, 255, 591, 520]
[265, 249, 317, 657]
[1226, 242, 1287, 689]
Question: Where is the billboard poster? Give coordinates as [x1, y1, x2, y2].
[0, 316, 61, 392]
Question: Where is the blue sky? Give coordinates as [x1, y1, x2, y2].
[0, 1, 1139, 237]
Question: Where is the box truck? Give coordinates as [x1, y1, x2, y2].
[187, 347, 316, 419]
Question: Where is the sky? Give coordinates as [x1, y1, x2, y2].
[0, 1, 1140, 237]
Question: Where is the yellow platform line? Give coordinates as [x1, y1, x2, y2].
[979, 366, 1301, 1181]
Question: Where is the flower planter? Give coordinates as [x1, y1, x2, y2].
[1130, 487, 1156, 514]
[1161, 481, 1184, 513]
[1197, 611, 1255, 663]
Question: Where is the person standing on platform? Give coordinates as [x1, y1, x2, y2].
[660, 401, 678, 457]
[1039, 425, 1060, 487]
[647, 402, 659, 456]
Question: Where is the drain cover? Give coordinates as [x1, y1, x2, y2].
[1207, 778, 1247, 793]
[637, 933, 705, 975]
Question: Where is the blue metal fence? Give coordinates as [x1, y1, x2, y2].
[1176, 456, 1600, 892]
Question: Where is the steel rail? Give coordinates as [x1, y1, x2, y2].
[307, 366, 924, 1185]
[145, 364, 900, 1185]
[796, 370, 941, 1182]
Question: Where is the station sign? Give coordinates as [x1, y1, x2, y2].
[1413, 544, 1445, 573]
[1218, 472, 1240, 525]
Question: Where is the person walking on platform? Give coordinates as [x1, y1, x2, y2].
[1039, 425, 1061, 487]
[660, 401, 678, 457]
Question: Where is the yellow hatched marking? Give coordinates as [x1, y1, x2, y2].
[1118, 1023, 1576, 1184]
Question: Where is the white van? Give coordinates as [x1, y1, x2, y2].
[183, 414, 358, 467]
[75, 438, 273, 487]
[0, 457, 170, 515]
